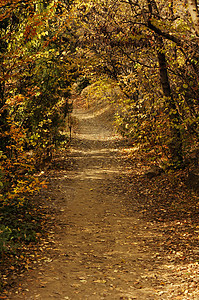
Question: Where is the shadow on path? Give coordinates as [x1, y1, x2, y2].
[10, 107, 198, 300]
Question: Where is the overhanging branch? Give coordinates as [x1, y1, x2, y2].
[147, 20, 183, 47]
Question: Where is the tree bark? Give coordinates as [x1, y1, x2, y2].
[187, 0, 199, 36]
[156, 36, 183, 167]
[147, 0, 183, 166]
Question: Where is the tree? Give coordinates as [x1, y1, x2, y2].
[0, 0, 78, 258]
[188, 0, 199, 36]
[74, 0, 199, 168]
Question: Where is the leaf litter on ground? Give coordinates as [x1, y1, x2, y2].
[106, 147, 199, 299]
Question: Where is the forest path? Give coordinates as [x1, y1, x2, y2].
[11, 106, 176, 299]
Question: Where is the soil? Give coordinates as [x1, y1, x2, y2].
[8, 106, 199, 300]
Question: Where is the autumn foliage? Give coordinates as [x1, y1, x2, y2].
[0, 0, 199, 294]
[0, 0, 76, 273]
[74, 0, 199, 168]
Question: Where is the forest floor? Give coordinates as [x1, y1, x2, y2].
[6, 105, 199, 299]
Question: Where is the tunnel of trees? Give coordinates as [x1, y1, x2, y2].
[0, 0, 199, 288]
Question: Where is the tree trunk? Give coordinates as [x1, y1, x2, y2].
[146, 0, 183, 167]
[187, 0, 199, 36]
[156, 36, 183, 167]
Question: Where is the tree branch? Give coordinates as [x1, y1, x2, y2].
[147, 20, 183, 47]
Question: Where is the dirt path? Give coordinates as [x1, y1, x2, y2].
[9, 107, 199, 299]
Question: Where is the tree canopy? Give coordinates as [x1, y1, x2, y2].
[74, 0, 199, 168]
[0, 0, 199, 285]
